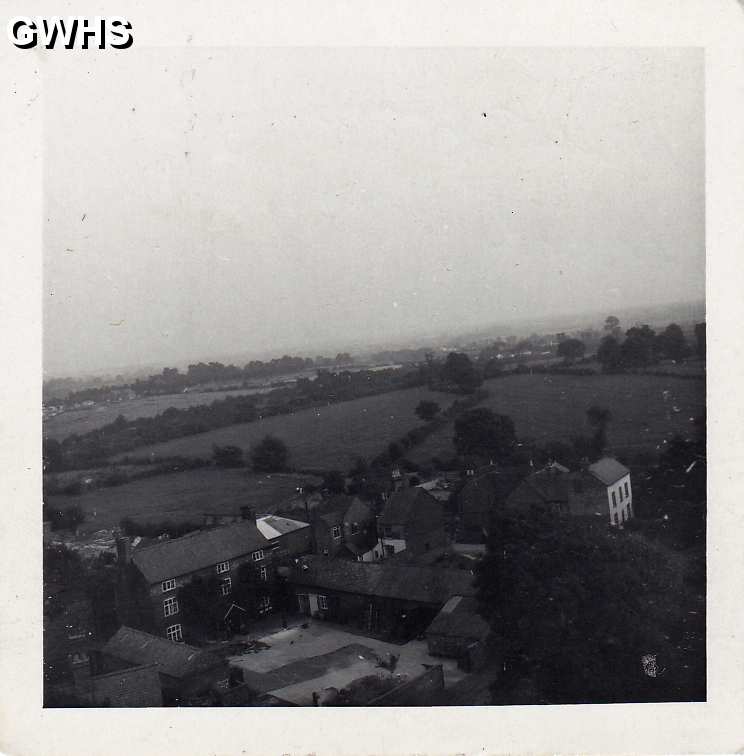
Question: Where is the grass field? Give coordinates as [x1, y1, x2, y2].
[46, 468, 317, 534]
[112, 387, 454, 471]
[409, 372, 705, 464]
[44, 388, 266, 441]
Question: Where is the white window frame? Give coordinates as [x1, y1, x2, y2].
[318, 594, 328, 610]
[611, 491, 617, 507]
[216, 561, 230, 574]
[331, 525, 342, 540]
[251, 550, 265, 562]
[350, 522, 360, 535]
[258, 595, 272, 614]
[259, 566, 268, 582]
[220, 577, 232, 596]
[161, 578, 176, 593]
[163, 596, 179, 617]
[166, 624, 183, 642]
[624, 481, 630, 497]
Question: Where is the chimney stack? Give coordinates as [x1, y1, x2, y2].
[240, 506, 254, 521]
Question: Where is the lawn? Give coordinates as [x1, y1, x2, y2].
[112, 387, 454, 471]
[409, 372, 705, 465]
[45, 468, 318, 534]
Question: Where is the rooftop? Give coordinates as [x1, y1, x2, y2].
[379, 487, 439, 526]
[290, 555, 475, 605]
[425, 595, 490, 641]
[131, 520, 268, 583]
[256, 514, 310, 540]
[102, 626, 223, 680]
[588, 457, 631, 486]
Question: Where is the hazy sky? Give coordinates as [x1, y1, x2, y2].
[44, 47, 704, 377]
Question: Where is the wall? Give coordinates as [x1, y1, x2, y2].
[606, 473, 633, 525]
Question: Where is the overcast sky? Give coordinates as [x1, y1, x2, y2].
[44, 47, 704, 377]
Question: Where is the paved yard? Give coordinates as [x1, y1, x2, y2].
[228, 619, 468, 705]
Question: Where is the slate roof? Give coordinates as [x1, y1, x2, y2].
[425, 596, 490, 641]
[102, 626, 223, 680]
[290, 555, 475, 604]
[378, 487, 439, 526]
[131, 520, 268, 583]
[507, 466, 571, 510]
[588, 457, 630, 486]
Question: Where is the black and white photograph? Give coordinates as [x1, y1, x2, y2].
[39, 45, 707, 709]
[3, 2, 744, 753]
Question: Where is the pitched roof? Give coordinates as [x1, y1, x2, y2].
[458, 467, 527, 515]
[102, 626, 223, 679]
[425, 596, 490, 641]
[344, 497, 373, 525]
[379, 487, 439, 526]
[256, 515, 310, 540]
[131, 520, 268, 583]
[588, 457, 630, 486]
[290, 555, 475, 604]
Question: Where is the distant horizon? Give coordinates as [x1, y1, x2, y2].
[43, 295, 705, 382]
[44, 48, 704, 379]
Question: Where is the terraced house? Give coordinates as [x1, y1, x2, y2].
[116, 514, 311, 642]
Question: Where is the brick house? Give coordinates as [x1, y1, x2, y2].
[311, 495, 380, 560]
[377, 487, 447, 557]
[290, 555, 474, 640]
[117, 514, 311, 641]
[456, 465, 529, 541]
[425, 595, 491, 667]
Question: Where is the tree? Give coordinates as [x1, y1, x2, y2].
[596, 335, 622, 373]
[656, 323, 689, 362]
[453, 408, 516, 461]
[586, 405, 612, 456]
[322, 470, 346, 494]
[415, 400, 441, 422]
[603, 315, 622, 339]
[441, 352, 483, 393]
[622, 325, 658, 368]
[250, 435, 289, 473]
[475, 509, 687, 704]
[556, 338, 586, 365]
[212, 444, 244, 468]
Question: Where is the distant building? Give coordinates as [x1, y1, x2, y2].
[377, 487, 447, 557]
[506, 457, 633, 526]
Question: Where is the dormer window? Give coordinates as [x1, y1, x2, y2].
[331, 525, 341, 540]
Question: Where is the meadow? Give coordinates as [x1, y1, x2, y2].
[112, 386, 455, 471]
[46, 468, 317, 534]
[408, 372, 705, 464]
[44, 388, 266, 441]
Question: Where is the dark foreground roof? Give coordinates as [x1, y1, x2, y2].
[378, 487, 439, 525]
[425, 595, 490, 641]
[290, 555, 475, 604]
[132, 520, 268, 583]
[102, 626, 223, 680]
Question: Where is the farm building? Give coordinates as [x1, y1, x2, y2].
[289, 555, 475, 640]
[99, 626, 228, 705]
[425, 595, 491, 669]
[308, 495, 380, 560]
